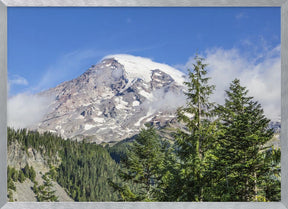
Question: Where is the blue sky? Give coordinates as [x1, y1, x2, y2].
[7, 7, 282, 124]
[8, 7, 280, 95]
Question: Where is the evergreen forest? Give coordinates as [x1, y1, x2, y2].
[7, 56, 281, 202]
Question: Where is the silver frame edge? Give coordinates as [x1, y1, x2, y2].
[0, 1, 287, 209]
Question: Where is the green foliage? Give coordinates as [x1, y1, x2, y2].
[7, 179, 16, 191]
[18, 169, 26, 183]
[210, 79, 280, 201]
[107, 140, 131, 164]
[48, 165, 57, 181]
[8, 190, 14, 202]
[7, 166, 18, 183]
[36, 174, 58, 202]
[7, 128, 62, 164]
[258, 148, 281, 201]
[172, 55, 218, 201]
[32, 181, 39, 194]
[110, 126, 170, 201]
[23, 164, 30, 178]
[8, 127, 121, 201]
[29, 166, 36, 182]
[57, 140, 121, 201]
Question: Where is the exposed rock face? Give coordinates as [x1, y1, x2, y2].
[7, 142, 73, 202]
[151, 69, 174, 90]
[8, 141, 49, 170]
[36, 54, 186, 143]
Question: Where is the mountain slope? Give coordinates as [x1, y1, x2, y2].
[37, 54, 186, 143]
[8, 140, 73, 202]
[7, 127, 123, 201]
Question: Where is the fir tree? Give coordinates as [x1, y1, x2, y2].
[29, 166, 36, 182]
[23, 164, 30, 178]
[110, 126, 167, 201]
[211, 78, 280, 201]
[18, 170, 26, 183]
[173, 55, 218, 201]
[37, 174, 58, 202]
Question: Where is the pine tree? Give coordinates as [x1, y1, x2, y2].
[211, 78, 279, 201]
[172, 55, 218, 201]
[258, 147, 281, 201]
[23, 164, 30, 178]
[37, 174, 58, 202]
[110, 126, 167, 201]
[18, 170, 26, 183]
[29, 166, 36, 182]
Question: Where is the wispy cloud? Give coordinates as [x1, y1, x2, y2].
[178, 45, 281, 121]
[8, 74, 29, 96]
[240, 35, 278, 63]
[141, 88, 187, 114]
[9, 75, 29, 86]
[8, 93, 53, 129]
[34, 50, 104, 92]
[7, 50, 106, 129]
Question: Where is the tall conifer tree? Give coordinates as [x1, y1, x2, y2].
[110, 126, 168, 201]
[173, 55, 217, 201]
[211, 78, 280, 201]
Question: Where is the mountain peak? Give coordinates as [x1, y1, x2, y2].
[103, 54, 185, 85]
[37, 54, 187, 143]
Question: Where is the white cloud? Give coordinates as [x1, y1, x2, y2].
[8, 75, 29, 96]
[180, 45, 281, 121]
[34, 48, 168, 94]
[7, 93, 53, 129]
[9, 75, 29, 86]
[7, 50, 105, 129]
[143, 88, 187, 114]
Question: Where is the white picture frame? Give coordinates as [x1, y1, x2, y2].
[0, 0, 287, 209]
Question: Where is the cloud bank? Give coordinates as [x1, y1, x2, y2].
[144, 88, 187, 114]
[179, 45, 281, 121]
[8, 93, 52, 129]
[7, 49, 111, 130]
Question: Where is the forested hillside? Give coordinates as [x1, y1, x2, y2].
[7, 128, 124, 201]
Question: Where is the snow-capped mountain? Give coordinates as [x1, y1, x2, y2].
[37, 54, 186, 143]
